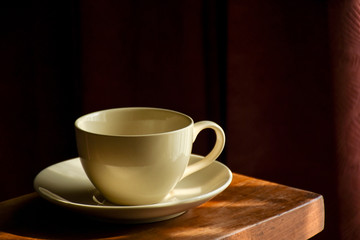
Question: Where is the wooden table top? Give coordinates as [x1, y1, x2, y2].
[0, 173, 324, 239]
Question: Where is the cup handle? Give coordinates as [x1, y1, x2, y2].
[181, 121, 225, 180]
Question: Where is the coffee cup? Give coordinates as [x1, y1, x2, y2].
[75, 107, 225, 205]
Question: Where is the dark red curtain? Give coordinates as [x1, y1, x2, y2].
[3, 0, 360, 239]
[329, 0, 360, 239]
[0, 2, 81, 200]
[227, 1, 338, 239]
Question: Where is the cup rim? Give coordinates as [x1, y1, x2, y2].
[74, 107, 194, 137]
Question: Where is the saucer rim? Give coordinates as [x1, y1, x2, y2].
[34, 154, 232, 211]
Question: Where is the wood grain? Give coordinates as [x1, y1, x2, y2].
[0, 174, 324, 239]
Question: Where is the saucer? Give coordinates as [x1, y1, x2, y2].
[33, 154, 232, 223]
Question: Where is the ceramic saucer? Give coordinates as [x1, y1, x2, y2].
[33, 154, 232, 223]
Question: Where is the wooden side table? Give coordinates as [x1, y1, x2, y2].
[0, 173, 324, 239]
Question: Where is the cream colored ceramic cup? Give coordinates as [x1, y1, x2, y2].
[75, 107, 225, 205]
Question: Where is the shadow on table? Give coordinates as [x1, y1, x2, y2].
[0, 194, 143, 239]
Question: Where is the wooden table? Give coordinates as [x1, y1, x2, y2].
[0, 173, 324, 239]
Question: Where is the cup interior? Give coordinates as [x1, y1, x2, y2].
[75, 108, 193, 136]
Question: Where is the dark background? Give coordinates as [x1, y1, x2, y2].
[1, 0, 359, 239]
